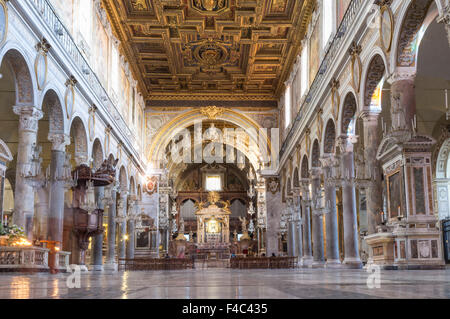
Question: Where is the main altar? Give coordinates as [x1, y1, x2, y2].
[195, 192, 231, 258]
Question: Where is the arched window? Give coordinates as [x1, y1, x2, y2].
[111, 45, 120, 97]
[285, 85, 292, 128]
[78, 0, 93, 53]
[322, 0, 334, 49]
[300, 45, 308, 97]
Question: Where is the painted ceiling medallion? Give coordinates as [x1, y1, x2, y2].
[191, 0, 229, 14]
[184, 39, 239, 72]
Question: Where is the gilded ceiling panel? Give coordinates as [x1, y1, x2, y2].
[102, 0, 315, 103]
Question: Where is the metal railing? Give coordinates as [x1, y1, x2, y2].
[280, 0, 364, 158]
[28, 0, 141, 158]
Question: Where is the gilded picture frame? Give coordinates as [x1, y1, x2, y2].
[64, 84, 75, 120]
[386, 168, 403, 220]
[331, 87, 340, 121]
[0, 0, 8, 48]
[380, 5, 394, 53]
[34, 50, 48, 91]
[351, 54, 362, 93]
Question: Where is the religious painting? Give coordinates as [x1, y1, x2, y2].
[95, 16, 109, 87]
[227, 172, 243, 191]
[411, 240, 418, 258]
[387, 170, 402, 219]
[0, 0, 7, 47]
[135, 230, 150, 249]
[309, 24, 320, 87]
[380, 5, 394, 53]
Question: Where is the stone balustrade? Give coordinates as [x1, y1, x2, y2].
[0, 246, 70, 272]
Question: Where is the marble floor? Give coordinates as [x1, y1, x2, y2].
[0, 268, 449, 299]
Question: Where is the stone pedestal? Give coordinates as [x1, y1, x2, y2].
[365, 229, 395, 269]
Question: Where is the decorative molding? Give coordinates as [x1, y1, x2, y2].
[64, 76, 77, 120]
[349, 42, 362, 93]
[0, 0, 9, 48]
[200, 106, 225, 120]
[34, 38, 50, 91]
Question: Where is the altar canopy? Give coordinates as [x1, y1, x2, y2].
[195, 192, 231, 248]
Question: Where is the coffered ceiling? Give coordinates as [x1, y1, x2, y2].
[102, 0, 315, 105]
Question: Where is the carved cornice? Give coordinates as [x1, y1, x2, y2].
[387, 68, 416, 84]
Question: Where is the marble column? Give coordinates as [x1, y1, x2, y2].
[310, 168, 325, 267]
[300, 182, 313, 266]
[47, 133, 69, 247]
[12, 106, 43, 239]
[92, 186, 105, 271]
[104, 184, 118, 271]
[286, 199, 296, 257]
[293, 192, 303, 259]
[361, 111, 383, 235]
[321, 157, 340, 266]
[126, 200, 135, 259]
[118, 192, 128, 264]
[338, 136, 362, 268]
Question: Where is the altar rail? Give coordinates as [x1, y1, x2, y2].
[230, 257, 298, 269]
[118, 258, 195, 271]
[0, 247, 71, 272]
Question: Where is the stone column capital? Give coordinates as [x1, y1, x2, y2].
[337, 135, 358, 153]
[48, 133, 70, 152]
[359, 110, 381, 123]
[319, 154, 338, 169]
[13, 106, 43, 133]
[387, 68, 416, 84]
[309, 167, 322, 178]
